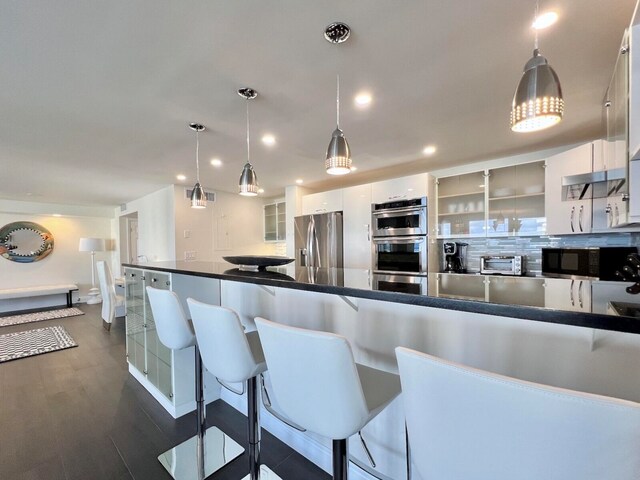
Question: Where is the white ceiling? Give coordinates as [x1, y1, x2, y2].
[0, 0, 636, 206]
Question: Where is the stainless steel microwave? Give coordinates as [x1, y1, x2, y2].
[371, 197, 427, 237]
[541, 247, 637, 280]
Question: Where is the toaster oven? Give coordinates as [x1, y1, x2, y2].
[480, 255, 525, 276]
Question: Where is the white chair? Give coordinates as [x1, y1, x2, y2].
[96, 261, 124, 331]
[395, 346, 640, 480]
[254, 317, 401, 480]
[187, 299, 282, 480]
[146, 287, 244, 480]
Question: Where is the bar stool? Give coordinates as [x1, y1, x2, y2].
[254, 317, 401, 480]
[146, 287, 244, 480]
[395, 346, 640, 480]
[187, 298, 283, 480]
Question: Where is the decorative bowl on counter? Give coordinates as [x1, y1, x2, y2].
[223, 255, 295, 271]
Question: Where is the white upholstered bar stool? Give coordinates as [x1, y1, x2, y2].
[395, 346, 640, 480]
[187, 299, 282, 480]
[96, 261, 124, 331]
[145, 287, 244, 480]
[255, 317, 401, 480]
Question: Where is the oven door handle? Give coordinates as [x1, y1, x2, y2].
[372, 207, 425, 216]
[372, 236, 426, 244]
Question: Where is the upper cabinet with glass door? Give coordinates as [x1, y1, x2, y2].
[264, 201, 286, 242]
[436, 171, 486, 238]
[487, 161, 546, 236]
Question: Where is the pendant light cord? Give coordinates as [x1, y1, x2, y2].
[246, 100, 251, 164]
[534, 0, 539, 50]
[195, 129, 201, 182]
[336, 74, 340, 128]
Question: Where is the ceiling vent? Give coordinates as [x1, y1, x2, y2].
[185, 188, 215, 203]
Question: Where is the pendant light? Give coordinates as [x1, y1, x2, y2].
[238, 87, 259, 196]
[510, 3, 564, 133]
[324, 22, 352, 175]
[188, 123, 207, 208]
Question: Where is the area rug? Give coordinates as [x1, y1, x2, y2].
[0, 307, 84, 328]
[0, 325, 78, 363]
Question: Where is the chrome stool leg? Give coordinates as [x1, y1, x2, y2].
[157, 345, 245, 480]
[333, 439, 349, 480]
[242, 375, 283, 480]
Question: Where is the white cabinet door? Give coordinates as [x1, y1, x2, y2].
[302, 189, 343, 215]
[342, 184, 372, 269]
[545, 143, 593, 235]
[371, 173, 428, 204]
[544, 278, 591, 312]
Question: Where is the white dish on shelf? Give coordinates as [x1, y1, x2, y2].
[447, 204, 457, 213]
[523, 184, 544, 194]
[492, 187, 515, 197]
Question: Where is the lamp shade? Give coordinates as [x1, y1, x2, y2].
[190, 182, 207, 208]
[325, 127, 351, 175]
[510, 49, 564, 133]
[79, 237, 105, 252]
[238, 162, 259, 196]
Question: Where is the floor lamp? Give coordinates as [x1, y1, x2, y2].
[79, 237, 106, 304]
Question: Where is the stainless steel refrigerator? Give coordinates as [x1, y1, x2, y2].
[294, 212, 343, 268]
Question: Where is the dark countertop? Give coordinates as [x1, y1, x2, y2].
[122, 261, 640, 335]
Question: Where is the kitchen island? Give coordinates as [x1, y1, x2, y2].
[123, 261, 640, 479]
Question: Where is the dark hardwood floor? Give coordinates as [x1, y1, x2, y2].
[0, 304, 330, 480]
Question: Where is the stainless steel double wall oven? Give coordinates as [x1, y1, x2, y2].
[371, 197, 428, 293]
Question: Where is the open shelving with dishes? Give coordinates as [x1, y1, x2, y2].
[436, 160, 546, 238]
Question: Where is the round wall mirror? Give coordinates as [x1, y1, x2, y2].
[0, 221, 54, 263]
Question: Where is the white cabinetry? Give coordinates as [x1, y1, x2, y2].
[342, 184, 372, 269]
[263, 200, 286, 242]
[302, 189, 343, 215]
[545, 143, 594, 235]
[371, 173, 428, 204]
[543, 278, 591, 312]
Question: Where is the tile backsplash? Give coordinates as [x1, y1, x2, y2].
[437, 233, 640, 275]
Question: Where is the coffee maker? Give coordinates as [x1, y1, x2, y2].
[443, 242, 468, 273]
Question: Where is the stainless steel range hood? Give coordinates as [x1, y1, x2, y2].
[562, 167, 626, 200]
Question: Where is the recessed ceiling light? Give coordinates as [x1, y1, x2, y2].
[52, 214, 62, 217]
[422, 145, 437, 156]
[262, 134, 276, 146]
[176, 174, 187, 181]
[258, 188, 265, 194]
[354, 92, 372, 107]
[532, 11, 558, 30]
[296, 179, 304, 184]
[210, 158, 223, 167]
[350, 166, 358, 171]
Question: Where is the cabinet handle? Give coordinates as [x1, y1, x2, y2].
[569, 279, 575, 306]
[166, 281, 170, 287]
[578, 205, 584, 232]
[366, 224, 370, 242]
[606, 204, 613, 228]
[578, 280, 583, 309]
[570, 206, 575, 233]
[141, 275, 146, 280]
[152, 278, 157, 283]
[614, 204, 619, 225]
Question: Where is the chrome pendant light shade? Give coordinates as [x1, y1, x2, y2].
[325, 127, 351, 175]
[325, 23, 352, 175]
[511, 3, 564, 133]
[188, 123, 207, 209]
[510, 48, 564, 132]
[238, 88, 259, 196]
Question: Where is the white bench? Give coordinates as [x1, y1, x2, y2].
[0, 284, 79, 308]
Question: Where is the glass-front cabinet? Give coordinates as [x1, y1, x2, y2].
[124, 267, 173, 401]
[436, 171, 486, 237]
[487, 161, 546, 236]
[436, 161, 546, 238]
[264, 201, 286, 242]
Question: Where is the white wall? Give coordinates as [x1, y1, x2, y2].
[0, 200, 114, 312]
[118, 185, 175, 267]
[174, 185, 275, 262]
